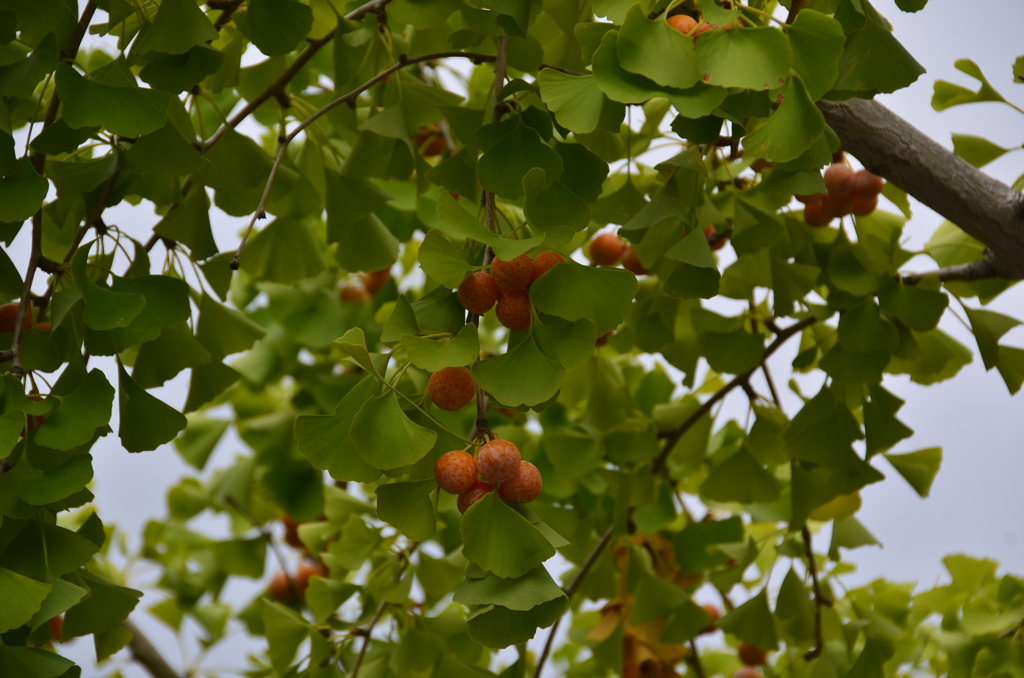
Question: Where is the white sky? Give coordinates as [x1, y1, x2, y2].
[5, 0, 1023, 675]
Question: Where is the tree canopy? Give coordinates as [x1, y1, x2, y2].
[0, 0, 1023, 677]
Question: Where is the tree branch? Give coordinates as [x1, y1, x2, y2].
[801, 526, 830, 660]
[229, 50, 502, 270]
[122, 619, 181, 678]
[531, 524, 615, 678]
[349, 543, 418, 678]
[817, 97, 1024, 279]
[224, 494, 302, 603]
[9, 212, 42, 377]
[899, 257, 1004, 285]
[651, 315, 819, 474]
[687, 639, 708, 678]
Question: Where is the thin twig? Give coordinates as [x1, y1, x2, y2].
[229, 49, 503, 270]
[531, 524, 615, 678]
[651, 315, 819, 474]
[350, 543, 419, 678]
[224, 494, 302, 602]
[762, 362, 782, 411]
[801, 526, 830, 660]
[10, 212, 42, 377]
[785, 0, 808, 24]
[688, 639, 708, 678]
[122, 619, 181, 678]
[211, 0, 245, 31]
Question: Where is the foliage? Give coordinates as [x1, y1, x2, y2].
[0, 0, 1022, 677]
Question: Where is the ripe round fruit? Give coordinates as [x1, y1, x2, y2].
[823, 163, 856, 199]
[340, 284, 371, 302]
[853, 169, 884, 198]
[295, 559, 327, 594]
[700, 604, 722, 633]
[809, 491, 862, 522]
[281, 515, 303, 549]
[803, 201, 832, 227]
[48, 616, 63, 644]
[667, 14, 697, 34]
[795, 193, 825, 205]
[693, 22, 715, 37]
[704, 225, 728, 251]
[498, 461, 543, 503]
[621, 246, 648, 275]
[589, 232, 625, 266]
[0, 303, 30, 333]
[476, 439, 522, 483]
[362, 269, 391, 295]
[851, 195, 878, 217]
[491, 254, 533, 292]
[531, 251, 565, 283]
[457, 480, 494, 514]
[269, 571, 294, 602]
[427, 366, 476, 411]
[416, 125, 446, 157]
[734, 668, 763, 678]
[458, 272, 500, 314]
[435, 450, 478, 495]
[495, 290, 531, 331]
[738, 643, 768, 666]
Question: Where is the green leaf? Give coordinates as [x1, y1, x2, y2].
[951, 134, 1011, 168]
[788, 10, 846, 100]
[544, 429, 601, 481]
[117, 360, 188, 452]
[522, 171, 591, 244]
[262, 600, 310, 673]
[436, 191, 543, 259]
[174, 414, 230, 471]
[828, 516, 880, 560]
[863, 385, 913, 456]
[305, 578, 359, 623]
[838, 301, 899, 353]
[376, 479, 437, 541]
[877, 277, 948, 331]
[133, 323, 212, 389]
[240, 219, 327, 284]
[0, 646, 75, 678]
[461, 492, 556, 579]
[388, 0, 462, 28]
[775, 568, 816, 645]
[698, 329, 764, 375]
[381, 295, 421, 343]
[418, 230, 472, 288]
[717, 588, 779, 650]
[349, 392, 437, 470]
[696, 27, 791, 90]
[617, 5, 699, 90]
[661, 599, 714, 643]
[0, 33, 58, 100]
[248, 0, 314, 57]
[132, 0, 218, 54]
[334, 328, 383, 377]
[34, 369, 114, 451]
[27, 578, 87, 632]
[211, 538, 266, 578]
[537, 71, 605, 134]
[887, 328, 973, 385]
[630, 573, 688, 625]
[666, 226, 716, 269]
[0, 160, 48, 223]
[465, 597, 566, 648]
[533, 316, 597, 370]
[20, 454, 94, 505]
[184, 361, 241, 413]
[55, 63, 170, 137]
[700, 448, 783, 505]
[404, 324, 479, 371]
[295, 377, 383, 483]
[153, 187, 218, 261]
[71, 241, 146, 330]
[932, 59, 1007, 111]
[743, 76, 824, 163]
[997, 346, 1024, 395]
[831, 2, 924, 95]
[819, 343, 888, 384]
[964, 307, 1021, 370]
[196, 293, 266, 361]
[471, 338, 565, 408]
[108, 274, 192, 348]
[454, 566, 566, 611]
[530, 263, 638, 334]
[139, 44, 226, 94]
[62, 571, 142, 638]
[0, 568, 50, 633]
[476, 118, 564, 199]
[884, 447, 941, 498]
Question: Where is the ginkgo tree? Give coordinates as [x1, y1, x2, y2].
[1, 0, 1023, 677]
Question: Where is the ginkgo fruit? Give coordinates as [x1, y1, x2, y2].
[853, 169, 884, 198]
[596, 331, 612, 347]
[457, 480, 494, 514]
[738, 643, 768, 666]
[415, 125, 447, 157]
[476, 439, 522, 483]
[667, 14, 697, 34]
[339, 284, 371, 302]
[281, 515, 303, 549]
[0, 303, 31, 333]
[851, 195, 879, 216]
[498, 461, 543, 503]
[362, 269, 391, 295]
[804, 201, 832, 227]
[48, 616, 63, 644]
[491, 254, 533, 291]
[427, 366, 476, 411]
[458, 272, 500, 314]
[531, 251, 565, 283]
[435, 450, 478, 494]
[704, 225, 728, 251]
[495, 290, 531, 331]
[269, 572, 295, 602]
[620, 246, 648, 275]
[589, 232, 625, 266]
[700, 604, 722, 633]
[295, 559, 327, 593]
[824, 163, 856, 198]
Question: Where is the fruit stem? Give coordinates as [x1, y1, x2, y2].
[801, 526, 831, 660]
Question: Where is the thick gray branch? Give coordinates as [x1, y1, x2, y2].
[817, 98, 1024, 279]
[122, 619, 180, 678]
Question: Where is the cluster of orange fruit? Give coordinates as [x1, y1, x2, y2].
[800, 165, 884, 226]
[0, 303, 52, 333]
[267, 516, 328, 603]
[435, 438, 541, 514]
[457, 251, 565, 331]
[667, 13, 735, 37]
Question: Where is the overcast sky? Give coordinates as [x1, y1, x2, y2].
[6, 0, 1023, 675]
